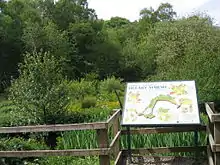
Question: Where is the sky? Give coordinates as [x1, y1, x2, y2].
[88, 0, 220, 25]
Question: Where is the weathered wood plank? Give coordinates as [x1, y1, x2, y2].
[214, 123, 220, 165]
[0, 122, 107, 133]
[206, 103, 215, 122]
[111, 114, 120, 159]
[114, 151, 124, 165]
[97, 129, 110, 165]
[205, 103, 220, 122]
[121, 125, 206, 135]
[207, 146, 214, 165]
[109, 131, 121, 149]
[209, 102, 215, 112]
[0, 149, 110, 157]
[207, 126, 220, 153]
[208, 126, 215, 152]
[107, 109, 121, 128]
[122, 146, 207, 155]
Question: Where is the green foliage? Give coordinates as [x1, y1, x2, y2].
[0, 137, 48, 165]
[98, 76, 124, 102]
[67, 107, 112, 123]
[104, 17, 130, 29]
[40, 156, 99, 165]
[88, 40, 122, 79]
[99, 76, 123, 93]
[0, 137, 47, 151]
[1, 0, 220, 104]
[57, 130, 97, 150]
[81, 96, 96, 109]
[68, 79, 96, 100]
[140, 3, 176, 23]
[148, 17, 220, 101]
[0, 100, 24, 126]
[121, 36, 156, 81]
[9, 51, 70, 124]
[52, 0, 96, 30]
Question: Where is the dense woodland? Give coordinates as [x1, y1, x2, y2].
[0, 0, 220, 100]
[0, 0, 219, 164]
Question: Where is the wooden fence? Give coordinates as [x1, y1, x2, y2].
[0, 110, 121, 165]
[206, 102, 220, 165]
[0, 104, 218, 165]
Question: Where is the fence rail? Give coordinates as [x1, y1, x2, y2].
[122, 146, 207, 155]
[121, 125, 206, 135]
[0, 148, 110, 157]
[0, 122, 107, 133]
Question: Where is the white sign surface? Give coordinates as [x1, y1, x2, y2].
[121, 81, 200, 125]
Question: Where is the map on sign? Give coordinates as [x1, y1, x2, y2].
[121, 81, 200, 126]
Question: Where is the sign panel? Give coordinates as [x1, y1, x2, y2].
[121, 81, 200, 126]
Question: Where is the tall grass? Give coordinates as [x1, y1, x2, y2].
[57, 130, 98, 150]
[120, 113, 208, 157]
[57, 113, 208, 158]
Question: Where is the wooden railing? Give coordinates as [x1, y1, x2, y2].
[0, 109, 121, 165]
[120, 125, 206, 161]
[206, 102, 220, 165]
[0, 104, 218, 165]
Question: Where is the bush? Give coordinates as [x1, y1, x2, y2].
[99, 76, 124, 93]
[98, 76, 124, 102]
[9, 51, 70, 125]
[0, 137, 48, 165]
[81, 96, 96, 109]
[68, 79, 96, 101]
[67, 107, 112, 123]
[96, 101, 120, 110]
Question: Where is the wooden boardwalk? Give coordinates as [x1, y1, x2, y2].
[125, 156, 208, 165]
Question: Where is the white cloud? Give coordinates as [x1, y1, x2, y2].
[88, 0, 217, 22]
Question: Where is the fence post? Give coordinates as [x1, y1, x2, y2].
[214, 123, 220, 165]
[113, 116, 120, 158]
[209, 102, 220, 165]
[97, 129, 110, 165]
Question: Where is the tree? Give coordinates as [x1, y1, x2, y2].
[148, 16, 220, 102]
[52, 0, 97, 30]
[120, 36, 156, 81]
[104, 17, 130, 29]
[9, 51, 70, 125]
[140, 3, 176, 23]
[0, 0, 43, 91]
[22, 21, 76, 78]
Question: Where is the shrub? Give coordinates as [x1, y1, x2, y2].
[96, 101, 120, 109]
[9, 51, 70, 125]
[0, 137, 48, 165]
[81, 96, 96, 109]
[68, 79, 96, 101]
[98, 76, 124, 102]
[99, 76, 123, 93]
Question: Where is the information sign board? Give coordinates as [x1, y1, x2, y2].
[121, 81, 200, 126]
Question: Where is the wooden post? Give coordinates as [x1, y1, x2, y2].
[209, 102, 220, 165]
[97, 129, 110, 165]
[113, 117, 120, 158]
[214, 123, 220, 165]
